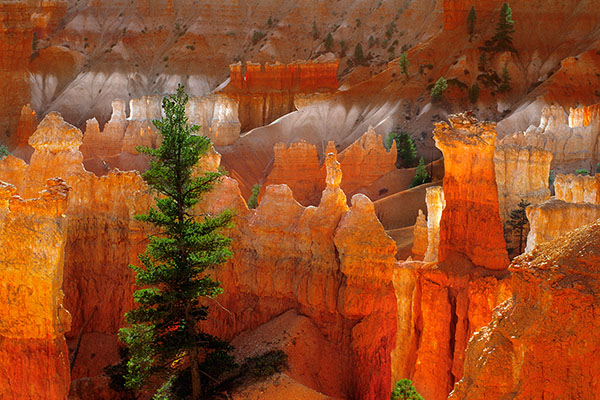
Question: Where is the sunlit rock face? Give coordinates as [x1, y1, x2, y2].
[451, 219, 600, 400]
[423, 186, 445, 263]
[494, 144, 552, 222]
[223, 60, 339, 132]
[525, 199, 600, 254]
[434, 113, 509, 270]
[264, 128, 396, 206]
[500, 104, 600, 172]
[0, 178, 71, 400]
[80, 94, 241, 159]
[0, 112, 153, 383]
[200, 152, 398, 400]
[555, 173, 600, 204]
[392, 261, 510, 400]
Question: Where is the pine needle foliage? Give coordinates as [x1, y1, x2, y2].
[483, 2, 516, 54]
[507, 199, 530, 255]
[391, 379, 424, 400]
[410, 157, 430, 188]
[466, 6, 476, 40]
[119, 85, 235, 399]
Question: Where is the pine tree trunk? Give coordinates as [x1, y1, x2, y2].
[190, 346, 202, 400]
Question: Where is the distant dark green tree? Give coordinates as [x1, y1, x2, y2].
[507, 199, 530, 255]
[0, 145, 9, 160]
[324, 32, 334, 52]
[469, 83, 480, 103]
[431, 77, 448, 101]
[596, 162, 600, 173]
[398, 51, 409, 78]
[119, 85, 235, 399]
[498, 62, 511, 92]
[466, 6, 476, 41]
[576, 169, 589, 175]
[354, 43, 364, 60]
[484, 2, 516, 53]
[478, 51, 488, 71]
[385, 131, 417, 168]
[312, 20, 319, 40]
[247, 184, 260, 209]
[391, 379, 424, 400]
[410, 157, 430, 188]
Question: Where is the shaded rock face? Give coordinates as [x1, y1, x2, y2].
[494, 144, 552, 222]
[0, 178, 71, 400]
[0, 112, 153, 381]
[201, 152, 398, 400]
[433, 113, 509, 270]
[391, 261, 509, 400]
[500, 104, 600, 172]
[264, 127, 396, 206]
[451, 219, 600, 400]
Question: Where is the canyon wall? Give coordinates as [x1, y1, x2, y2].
[500, 104, 600, 172]
[451, 219, 600, 400]
[494, 144, 552, 222]
[0, 178, 71, 400]
[433, 113, 509, 270]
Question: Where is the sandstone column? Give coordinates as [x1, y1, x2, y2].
[433, 113, 509, 270]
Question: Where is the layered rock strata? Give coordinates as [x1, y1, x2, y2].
[451, 219, 600, 399]
[223, 60, 339, 132]
[423, 186, 445, 263]
[494, 144, 552, 222]
[0, 178, 71, 400]
[433, 113, 509, 270]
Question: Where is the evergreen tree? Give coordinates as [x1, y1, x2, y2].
[498, 62, 511, 92]
[247, 184, 260, 209]
[119, 85, 235, 399]
[399, 51, 409, 78]
[485, 2, 516, 53]
[386, 131, 417, 168]
[410, 157, 430, 188]
[430, 77, 448, 101]
[469, 83, 480, 103]
[507, 199, 530, 255]
[324, 32, 334, 52]
[391, 379, 424, 400]
[466, 6, 476, 41]
[354, 42, 364, 60]
[0, 145, 9, 160]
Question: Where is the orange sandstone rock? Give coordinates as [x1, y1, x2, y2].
[433, 113, 509, 270]
[451, 219, 600, 400]
[554, 173, 600, 204]
[0, 178, 71, 400]
[411, 209, 428, 259]
[423, 186, 445, 263]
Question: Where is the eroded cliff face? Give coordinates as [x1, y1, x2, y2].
[264, 128, 396, 206]
[433, 113, 509, 270]
[0, 178, 71, 400]
[451, 219, 600, 400]
[494, 144, 552, 222]
[500, 104, 600, 172]
[0, 112, 153, 382]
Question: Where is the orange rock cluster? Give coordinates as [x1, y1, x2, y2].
[451, 219, 600, 399]
[434, 113, 509, 270]
[265, 127, 397, 206]
[0, 178, 71, 400]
